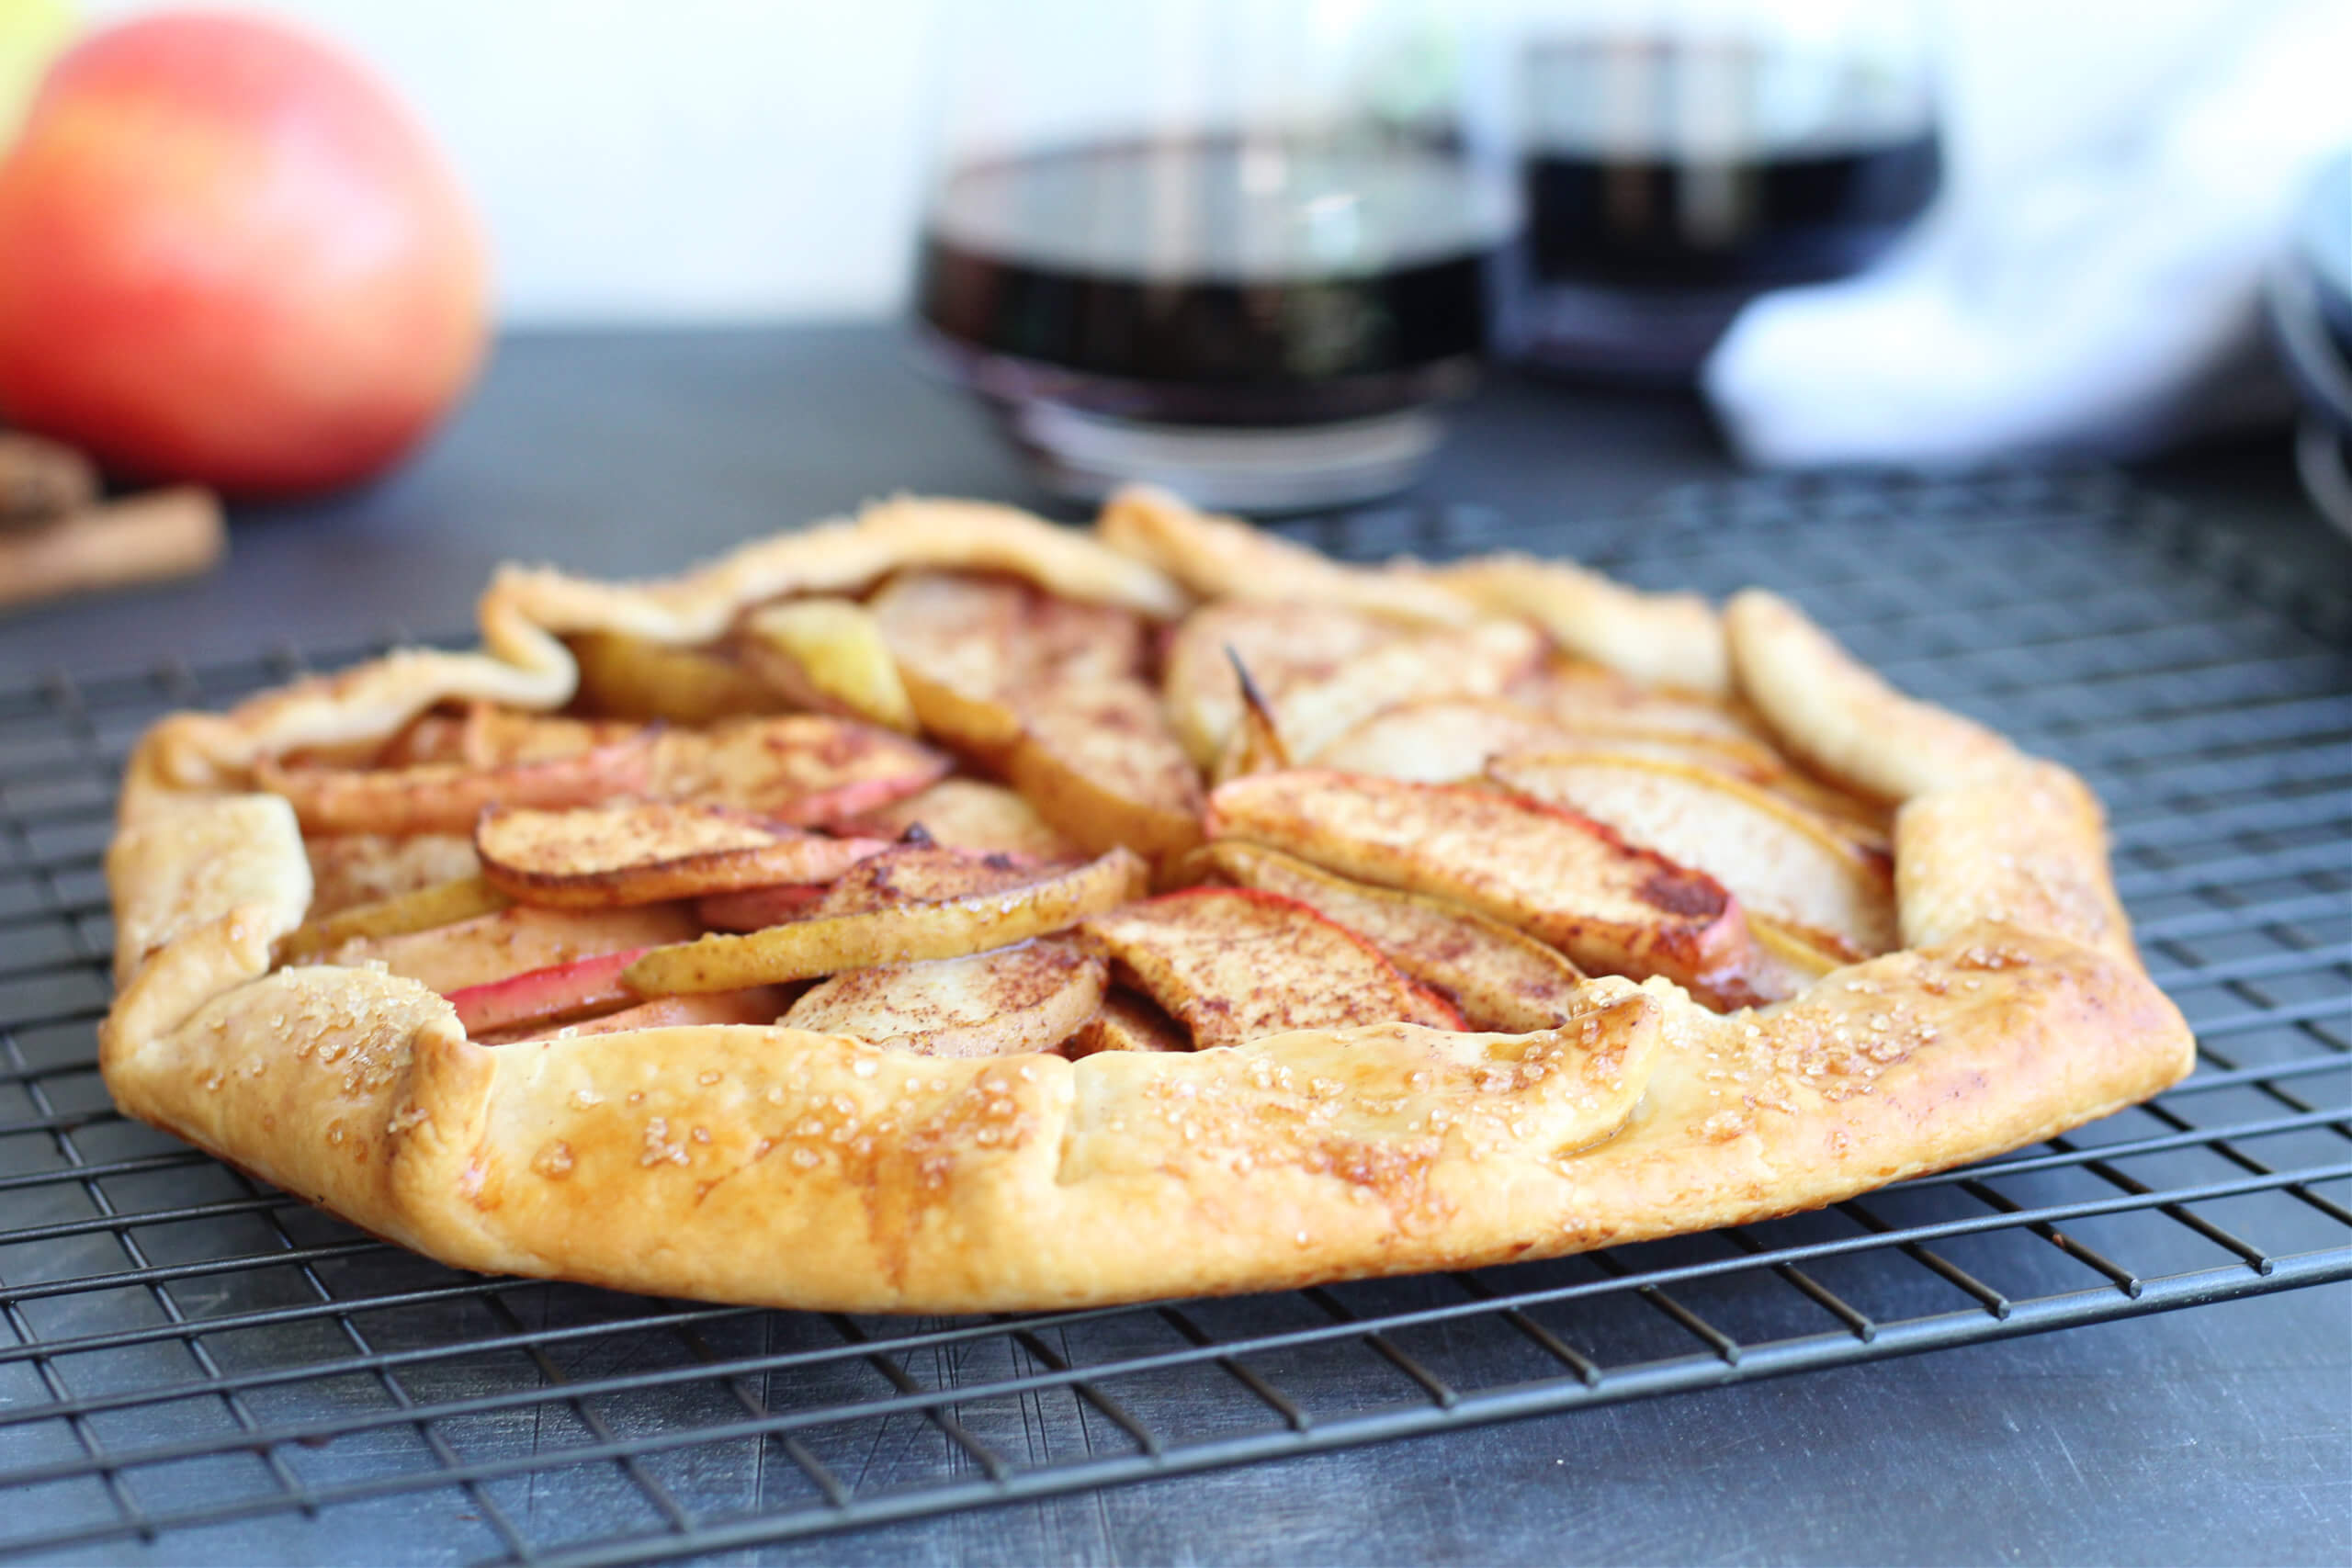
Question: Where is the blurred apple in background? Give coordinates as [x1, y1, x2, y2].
[0, 0, 75, 145]
[0, 10, 488, 497]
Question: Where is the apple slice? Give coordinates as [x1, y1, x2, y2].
[475, 801, 887, 908]
[783, 937, 1107, 1058]
[626, 846, 1148, 994]
[695, 881, 831, 932]
[454, 705, 643, 765]
[1163, 600, 1540, 768]
[570, 629, 782, 724]
[444, 947, 645, 1035]
[1007, 682, 1204, 863]
[649, 715, 948, 823]
[808, 844, 1073, 915]
[280, 873, 511, 961]
[254, 729, 656, 836]
[1310, 698, 1581, 783]
[739, 597, 919, 733]
[322, 902, 700, 995]
[303, 830, 481, 916]
[870, 570, 1149, 758]
[1487, 752, 1897, 962]
[844, 779, 1079, 861]
[483, 986, 786, 1043]
[1185, 840, 1588, 1032]
[1083, 887, 1464, 1048]
[1505, 659, 1765, 745]
[1204, 770, 1752, 998]
[1061, 988, 1192, 1057]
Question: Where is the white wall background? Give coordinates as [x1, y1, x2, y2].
[79, 0, 2299, 326]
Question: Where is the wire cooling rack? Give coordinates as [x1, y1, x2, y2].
[0, 468, 2345, 1566]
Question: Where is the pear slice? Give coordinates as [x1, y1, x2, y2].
[570, 629, 782, 724]
[869, 570, 1148, 759]
[1165, 600, 1540, 768]
[317, 902, 699, 995]
[648, 715, 948, 823]
[626, 847, 1147, 994]
[476, 801, 888, 908]
[740, 597, 919, 732]
[1487, 752, 1897, 962]
[280, 874, 510, 960]
[1061, 988, 1192, 1057]
[1205, 770, 1752, 998]
[845, 779, 1079, 861]
[1007, 682, 1204, 863]
[1083, 886, 1464, 1048]
[1311, 697, 1581, 783]
[1185, 840, 1588, 1032]
[783, 937, 1107, 1058]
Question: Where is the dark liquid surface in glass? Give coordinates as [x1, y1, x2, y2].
[915, 136, 1511, 423]
[1519, 39, 1941, 292]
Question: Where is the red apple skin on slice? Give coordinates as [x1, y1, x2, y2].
[695, 882, 830, 932]
[444, 948, 646, 1035]
[483, 987, 785, 1043]
[254, 732, 656, 836]
[1084, 886, 1465, 1048]
[321, 903, 699, 995]
[1204, 771, 1754, 999]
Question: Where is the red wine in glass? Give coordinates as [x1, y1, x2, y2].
[1501, 36, 1942, 379]
[914, 134, 1513, 510]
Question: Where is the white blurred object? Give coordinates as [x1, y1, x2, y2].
[1702, 0, 2352, 468]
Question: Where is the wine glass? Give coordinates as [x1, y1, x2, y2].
[910, 0, 1515, 512]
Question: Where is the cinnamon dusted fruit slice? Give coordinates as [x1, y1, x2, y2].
[870, 570, 1150, 760]
[782, 937, 1107, 1058]
[1061, 988, 1192, 1057]
[1204, 770, 1755, 1001]
[254, 728, 657, 836]
[649, 715, 949, 823]
[569, 629, 783, 724]
[844, 779, 1079, 861]
[1185, 841, 1588, 1032]
[739, 597, 919, 733]
[871, 571, 1201, 858]
[1310, 697, 1582, 783]
[1083, 886, 1464, 1048]
[475, 801, 887, 908]
[482, 986, 786, 1043]
[314, 902, 700, 994]
[279, 874, 511, 961]
[1486, 752, 1897, 963]
[625, 846, 1148, 994]
[1163, 600, 1540, 769]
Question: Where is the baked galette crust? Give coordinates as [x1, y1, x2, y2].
[99, 493, 2194, 1312]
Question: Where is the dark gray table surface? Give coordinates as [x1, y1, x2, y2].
[3, 324, 2345, 1565]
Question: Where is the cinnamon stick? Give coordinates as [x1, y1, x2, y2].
[0, 487, 226, 610]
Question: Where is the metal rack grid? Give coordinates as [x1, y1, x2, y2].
[0, 468, 2344, 1566]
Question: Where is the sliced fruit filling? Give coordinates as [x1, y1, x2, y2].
[244, 502, 1923, 1055]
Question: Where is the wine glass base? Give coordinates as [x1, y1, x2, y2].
[1003, 400, 1447, 513]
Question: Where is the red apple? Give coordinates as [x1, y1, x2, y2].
[443, 948, 649, 1036]
[0, 12, 488, 496]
